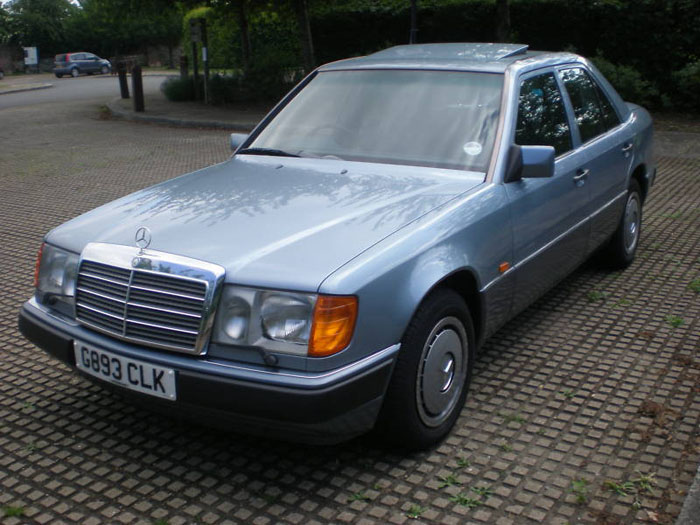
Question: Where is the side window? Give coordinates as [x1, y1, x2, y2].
[515, 72, 572, 156]
[560, 67, 618, 142]
[591, 77, 620, 130]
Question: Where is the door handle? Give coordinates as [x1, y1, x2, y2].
[621, 143, 634, 153]
[573, 169, 589, 183]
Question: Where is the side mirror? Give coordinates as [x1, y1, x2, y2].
[230, 133, 248, 152]
[504, 145, 555, 183]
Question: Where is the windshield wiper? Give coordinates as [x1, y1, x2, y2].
[237, 147, 300, 158]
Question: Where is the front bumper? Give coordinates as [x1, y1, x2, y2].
[18, 299, 398, 444]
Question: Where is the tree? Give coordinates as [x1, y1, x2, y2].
[291, 0, 315, 72]
[495, 0, 510, 42]
[6, 0, 77, 55]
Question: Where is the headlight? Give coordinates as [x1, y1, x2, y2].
[35, 242, 80, 316]
[260, 292, 315, 344]
[212, 286, 357, 357]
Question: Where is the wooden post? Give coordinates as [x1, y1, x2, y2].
[132, 65, 144, 112]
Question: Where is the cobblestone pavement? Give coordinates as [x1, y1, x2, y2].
[0, 99, 698, 525]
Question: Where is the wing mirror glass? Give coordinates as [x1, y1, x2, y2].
[505, 145, 555, 183]
[230, 133, 249, 152]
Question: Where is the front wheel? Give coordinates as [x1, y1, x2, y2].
[601, 179, 643, 269]
[374, 288, 475, 450]
[55, 73, 63, 78]
[100, 66, 109, 74]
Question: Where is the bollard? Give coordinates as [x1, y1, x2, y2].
[179, 55, 188, 80]
[131, 65, 145, 112]
[117, 62, 129, 99]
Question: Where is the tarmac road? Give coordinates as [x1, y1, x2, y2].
[0, 73, 166, 110]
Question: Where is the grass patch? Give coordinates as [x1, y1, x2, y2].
[471, 486, 493, 498]
[586, 290, 607, 302]
[438, 473, 462, 488]
[664, 315, 684, 328]
[450, 493, 482, 508]
[570, 478, 589, 504]
[499, 412, 526, 424]
[406, 504, 425, 518]
[347, 491, 370, 503]
[456, 456, 470, 468]
[560, 389, 575, 400]
[689, 278, 700, 293]
[3, 506, 25, 518]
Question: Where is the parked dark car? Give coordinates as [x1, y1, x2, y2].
[53, 52, 111, 78]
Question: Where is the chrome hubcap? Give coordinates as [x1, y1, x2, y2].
[416, 317, 468, 427]
[623, 193, 641, 254]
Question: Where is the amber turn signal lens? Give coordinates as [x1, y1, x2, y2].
[308, 295, 358, 357]
[33, 243, 44, 288]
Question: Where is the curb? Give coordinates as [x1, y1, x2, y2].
[106, 97, 258, 131]
[0, 83, 53, 95]
[676, 463, 700, 525]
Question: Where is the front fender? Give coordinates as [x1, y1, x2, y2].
[318, 183, 513, 366]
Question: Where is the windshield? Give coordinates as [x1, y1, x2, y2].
[248, 70, 503, 173]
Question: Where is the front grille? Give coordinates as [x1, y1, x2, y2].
[76, 260, 208, 353]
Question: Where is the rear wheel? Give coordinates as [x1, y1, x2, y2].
[601, 179, 642, 269]
[374, 288, 475, 450]
[71, 68, 80, 78]
[55, 73, 63, 78]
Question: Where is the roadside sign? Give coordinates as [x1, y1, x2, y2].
[23, 47, 38, 66]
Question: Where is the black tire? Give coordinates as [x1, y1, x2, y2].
[374, 288, 475, 450]
[601, 179, 643, 269]
[55, 73, 63, 78]
[71, 68, 80, 78]
[100, 66, 109, 74]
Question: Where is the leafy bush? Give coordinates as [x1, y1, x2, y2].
[592, 56, 660, 108]
[161, 76, 199, 102]
[672, 61, 700, 112]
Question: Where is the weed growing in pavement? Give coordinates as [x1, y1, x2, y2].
[570, 478, 589, 504]
[499, 412, 526, 424]
[456, 456, 470, 468]
[604, 472, 656, 509]
[689, 278, 700, 293]
[450, 493, 482, 508]
[2, 506, 25, 517]
[406, 504, 425, 518]
[604, 480, 635, 496]
[438, 473, 462, 488]
[21, 401, 34, 411]
[347, 491, 370, 503]
[500, 442, 513, 452]
[471, 486, 493, 498]
[613, 298, 632, 308]
[661, 211, 683, 219]
[586, 290, 607, 302]
[664, 315, 684, 328]
[560, 389, 576, 400]
[632, 471, 657, 493]
[153, 520, 169, 525]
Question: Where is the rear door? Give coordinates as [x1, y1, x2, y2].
[557, 66, 632, 250]
[84, 53, 100, 72]
[505, 70, 591, 314]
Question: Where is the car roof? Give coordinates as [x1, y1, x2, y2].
[319, 43, 582, 74]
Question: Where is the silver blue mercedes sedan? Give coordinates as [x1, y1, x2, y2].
[19, 43, 654, 449]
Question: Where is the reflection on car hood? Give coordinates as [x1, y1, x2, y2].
[47, 156, 483, 290]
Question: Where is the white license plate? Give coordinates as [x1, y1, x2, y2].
[74, 341, 176, 401]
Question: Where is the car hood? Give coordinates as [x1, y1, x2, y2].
[47, 156, 483, 291]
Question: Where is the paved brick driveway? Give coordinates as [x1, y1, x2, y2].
[0, 100, 698, 525]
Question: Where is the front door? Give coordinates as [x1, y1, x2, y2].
[505, 70, 591, 315]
